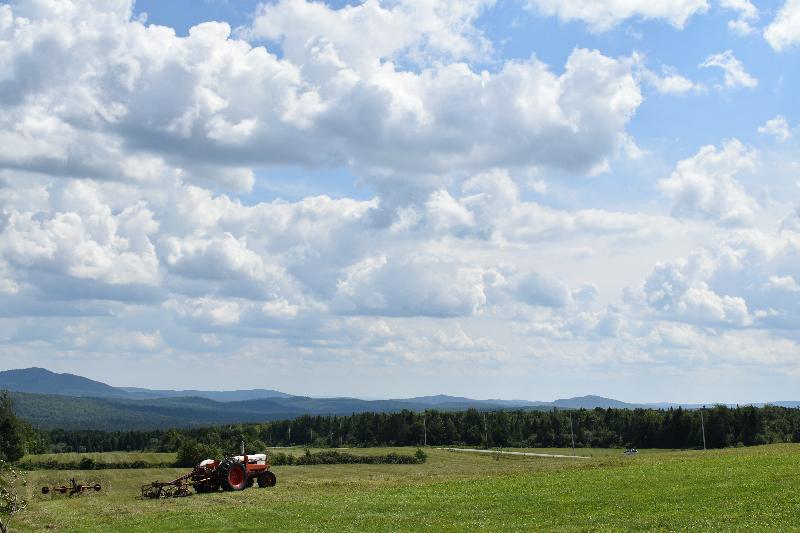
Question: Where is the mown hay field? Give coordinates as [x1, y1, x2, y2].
[19, 451, 176, 465]
[13, 444, 800, 532]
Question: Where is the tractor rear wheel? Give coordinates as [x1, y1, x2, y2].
[257, 470, 277, 488]
[217, 459, 247, 491]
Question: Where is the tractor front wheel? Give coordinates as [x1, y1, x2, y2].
[257, 471, 277, 488]
[217, 459, 247, 491]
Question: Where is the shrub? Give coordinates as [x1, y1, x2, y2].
[268, 452, 294, 466]
[174, 440, 223, 468]
[0, 460, 26, 533]
[275, 450, 425, 466]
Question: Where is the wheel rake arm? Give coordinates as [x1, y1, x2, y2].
[141, 472, 195, 499]
[41, 478, 102, 497]
[140, 480, 192, 499]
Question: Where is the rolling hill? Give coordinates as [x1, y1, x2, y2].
[0, 366, 746, 431]
[0, 367, 291, 402]
[0, 367, 130, 398]
[8, 391, 561, 430]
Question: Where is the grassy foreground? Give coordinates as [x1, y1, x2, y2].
[13, 444, 800, 532]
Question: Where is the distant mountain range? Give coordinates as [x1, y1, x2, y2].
[0, 367, 291, 402]
[2, 368, 797, 431]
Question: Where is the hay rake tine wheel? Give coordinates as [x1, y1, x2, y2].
[141, 479, 193, 499]
[41, 478, 102, 497]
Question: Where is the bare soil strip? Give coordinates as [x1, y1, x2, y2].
[437, 447, 592, 459]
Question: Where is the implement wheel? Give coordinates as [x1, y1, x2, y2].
[193, 479, 218, 493]
[191, 466, 218, 493]
[257, 471, 277, 488]
[217, 459, 247, 491]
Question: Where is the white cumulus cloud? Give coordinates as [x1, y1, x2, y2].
[699, 50, 758, 90]
[0, 0, 646, 195]
[758, 115, 792, 142]
[331, 254, 492, 318]
[526, 0, 708, 31]
[659, 139, 758, 225]
[720, 0, 759, 35]
[639, 64, 704, 95]
[764, 0, 800, 51]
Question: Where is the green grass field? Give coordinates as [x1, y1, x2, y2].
[19, 451, 177, 465]
[11, 444, 800, 532]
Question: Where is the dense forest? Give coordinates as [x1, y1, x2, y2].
[20, 404, 800, 457]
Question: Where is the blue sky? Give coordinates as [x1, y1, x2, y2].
[0, 0, 799, 402]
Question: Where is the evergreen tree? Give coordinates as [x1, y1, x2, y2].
[0, 392, 26, 463]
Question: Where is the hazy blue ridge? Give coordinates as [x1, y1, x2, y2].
[1, 367, 784, 431]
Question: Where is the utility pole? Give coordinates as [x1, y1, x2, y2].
[423, 413, 427, 447]
[288, 424, 291, 445]
[700, 407, 707, 451]
[310, 428, 314, 444]
[569, 412, 576, 456]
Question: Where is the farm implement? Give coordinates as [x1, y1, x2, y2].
[142, 451, 277, 499]
[41, 479, 102, 497]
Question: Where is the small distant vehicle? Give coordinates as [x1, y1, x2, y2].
[41, 479, 102, 497]
[142, 446, 277, 499]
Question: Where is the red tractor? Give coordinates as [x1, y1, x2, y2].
[142, 450, 276, 498]
[192, 453, 276, 492]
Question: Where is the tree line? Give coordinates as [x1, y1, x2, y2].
[13, 404, 800, 456]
